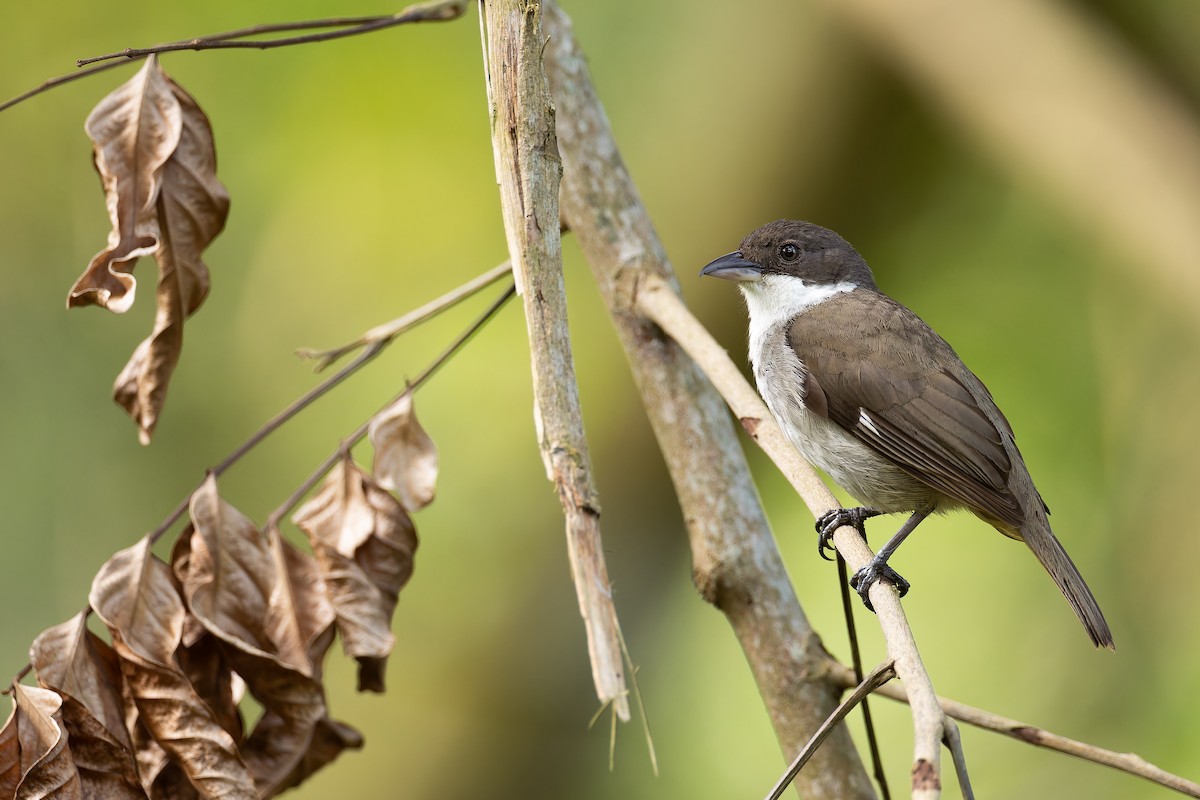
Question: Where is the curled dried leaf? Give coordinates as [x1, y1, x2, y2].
[89, 538, 254, 799]
[293, 455, 418, 692]
[30, 613, 142, 798]
[70, 55, 180, 313]
[111, 65, 229, 445]
[11, 684, 82, 799]
[368, 391, 439, 511]
[30, 613, 128, 751]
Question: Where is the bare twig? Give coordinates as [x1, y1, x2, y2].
[766, 661, 897, 800]
[267, 282, 516, 528]
[941, 719, 974, 800]
[297, 261, 512, 371]
[543, 3, 875, 796]
[0, 0, 466, 114]
[481, 0, 630, 722]
[635, 272, 952, 797]
[144, 266, 507, 546]
[827, 663, 1200, 798]
[0, 60, 129, 114]
[76, 0, 466, 66]
[838, 556, 891, 799]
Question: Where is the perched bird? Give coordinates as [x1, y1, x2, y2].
[701, 220, 1114, 649]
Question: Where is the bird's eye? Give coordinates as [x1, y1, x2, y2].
[779, 243, 799, 262]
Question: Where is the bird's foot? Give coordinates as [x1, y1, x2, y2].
[849, 559, 910, 612]
[814, 507, 881, 561]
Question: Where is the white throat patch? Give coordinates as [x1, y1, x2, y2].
[740, 275, 858, 367]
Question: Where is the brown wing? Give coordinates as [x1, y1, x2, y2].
[790, 294, 1025, 528]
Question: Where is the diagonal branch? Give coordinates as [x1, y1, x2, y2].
[767, 661, 898, 800]
[481, 0, 630, 721]
[635, 272, 951, 798]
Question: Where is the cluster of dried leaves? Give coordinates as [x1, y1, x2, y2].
[67, 55, 229, 445]
[3, 392, 439, 798]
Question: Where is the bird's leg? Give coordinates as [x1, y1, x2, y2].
[815, 507, 882, 561]
[850, 509, 931, 612]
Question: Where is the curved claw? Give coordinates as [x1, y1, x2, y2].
[849, 560, 911, 613]
[814, 507, 878, 561]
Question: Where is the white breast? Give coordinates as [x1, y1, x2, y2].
[741, 275, 858, 371]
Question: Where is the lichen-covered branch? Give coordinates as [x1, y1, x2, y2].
[543, 2, 875, 796]
[481, 0, 629, 721]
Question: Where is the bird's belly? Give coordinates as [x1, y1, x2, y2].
[756, 369, 937, 513]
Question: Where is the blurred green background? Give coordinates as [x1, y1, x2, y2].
[2, 0, 1198, 797]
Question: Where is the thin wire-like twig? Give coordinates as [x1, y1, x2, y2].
[837, 554, 890, 800]
[828, 662, 1200, 798]
[297, 260, 512, 371]
[0, 60, 129, 114]
[765, 661, 897, 800]
[76, 0, 466, 66]
[0, 0, 466, 114]
[942, 718, 975, 800]
[266, 282, 516, 528]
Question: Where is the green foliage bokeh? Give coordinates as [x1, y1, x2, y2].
[1, 1, 1197, 798]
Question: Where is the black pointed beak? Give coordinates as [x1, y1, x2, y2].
[700, 251, 763, 281]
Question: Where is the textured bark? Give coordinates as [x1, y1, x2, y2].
[481, 0, 630, 720]
[543, 3, 875, 796]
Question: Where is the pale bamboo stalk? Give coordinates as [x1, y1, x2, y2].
[480, 0, 629, 720]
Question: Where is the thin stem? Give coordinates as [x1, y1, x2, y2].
[1, 0, 466, 114]
[76, 0, 466, 66]
[146, 330, 382, 545]
[765, 661, 897, 800]
[140, 267, 508, 545]
[942, 718, 975, 800]
[829, 662, 1200, 798]
[837, 554, 890, 800]
[0, 60, 128, 114]
[266, 282, 516, 528]
[297, 260, 512, 371]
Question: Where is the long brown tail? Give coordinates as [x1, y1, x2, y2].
[1021, 518, 1115, 650]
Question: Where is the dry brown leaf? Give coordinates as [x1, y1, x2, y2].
[258, 715, 362, 797]
[30, 613, 129, 751]
[368, 392, 439, 511]
[89, 538, 254, 799]
[174, 634, 243, 743]
[49, 706, 142, 800]
[69, 55, 180, 313]
[10, 684, 82, 799]
[111, 65, 229, 445]
[288, 458, 375, 557]
[29, 613, 143, 798]
[0, 702, 20, 797]
[293, 455, 418, 692]
[185, 477, 332, 793]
